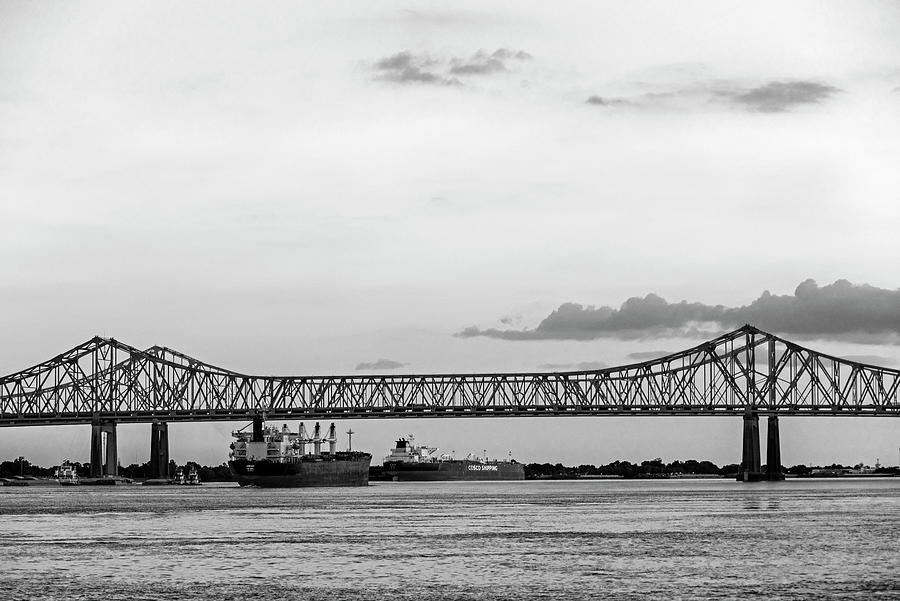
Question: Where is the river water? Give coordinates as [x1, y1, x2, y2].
[1, 479, 898, 600]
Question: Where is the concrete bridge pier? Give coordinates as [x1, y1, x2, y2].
[738, 410, 763, 482]
[766, 415, 784, 481]
[738, 411, 785, 482]
[90, 419, 118, 477]
[149, 420, 170, 479]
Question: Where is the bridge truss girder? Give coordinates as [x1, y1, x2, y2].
[1, 325, 898, 427]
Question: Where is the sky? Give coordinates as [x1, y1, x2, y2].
[1, 0, 899, 468]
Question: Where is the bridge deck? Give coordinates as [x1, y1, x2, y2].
[2, 325, 898, 426]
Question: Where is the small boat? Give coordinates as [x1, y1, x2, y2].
[173, 467, 187, 485]
[55, 461, 80, 486]
[185, 467, 201, 485]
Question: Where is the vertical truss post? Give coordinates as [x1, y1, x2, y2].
[746, 329, 756, 404]
[768, 338, 776, 407]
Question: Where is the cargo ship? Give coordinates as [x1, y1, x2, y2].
[229, 419, 371, 487]
[381, 437, 525, 481]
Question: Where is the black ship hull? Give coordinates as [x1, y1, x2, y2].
[229, 452, 371, 487]
[382, 460, 524, 481]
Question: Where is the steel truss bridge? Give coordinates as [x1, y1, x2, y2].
[2, 325, 898, 427]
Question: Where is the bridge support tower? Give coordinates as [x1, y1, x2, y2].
[762, 336, 784, 481]
[766, 415, 784, 481]
[738, 412, 784, 482]
[738, 410, 763, 481]
[90, 418, 118, 478]
[149, 420, 170, 479]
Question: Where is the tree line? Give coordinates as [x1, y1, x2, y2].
[3, 457, 897, 481]
[523, 459, 900, 479]
[0, 458, 234, 481]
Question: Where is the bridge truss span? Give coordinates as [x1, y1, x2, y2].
[1, 325, 898, 426]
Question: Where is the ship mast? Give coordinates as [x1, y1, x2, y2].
[299, 423, 309, 455]
[347, 428, 354, 451]
[327, 423, 337, 454]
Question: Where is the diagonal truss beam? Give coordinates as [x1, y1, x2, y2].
[1, 325, 898, 426]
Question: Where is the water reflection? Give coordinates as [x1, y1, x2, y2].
[1, 479, 898, 600]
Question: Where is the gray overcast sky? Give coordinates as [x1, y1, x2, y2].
[1, 1, 899, 467]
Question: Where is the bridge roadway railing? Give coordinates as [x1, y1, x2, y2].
[1, 325, 899, 426]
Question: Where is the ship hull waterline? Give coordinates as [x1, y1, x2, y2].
[383, 460, 525, 482]
[229, 453, 372, 488]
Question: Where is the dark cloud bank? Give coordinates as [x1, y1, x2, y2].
[587, 80, 841, 113]
[731, 81, 839, 112]
[840, 354, 898, 367]
[372, 48, 531, 86]
[457, 279, 900, 344]
[626, 351, 673, 361]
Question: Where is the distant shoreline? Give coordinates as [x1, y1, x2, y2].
[4, 457, 899, 484]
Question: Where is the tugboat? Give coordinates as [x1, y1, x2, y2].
[173, 467, 187, 485]
[171, 466, 201, 485]
[228, 417, 371, 487]
[382, 436, 525, 481]
[185, 466, 201, 485]
[54, 461, 80, 486]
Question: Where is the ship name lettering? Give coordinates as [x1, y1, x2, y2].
[467, 465, 499, 471]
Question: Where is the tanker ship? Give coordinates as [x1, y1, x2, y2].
[381, 437, 525, 481]
[229, 419, 371, 487]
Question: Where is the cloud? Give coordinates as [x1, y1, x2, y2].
[626, 351, 673, 361]
[728, 81, 840, 112]
[449, 48, 532, 75]
[372, 52, 460, 86]
[456, 279, 900, 343]
[354, 358, 409, 370]
[372, 48, 531, 85]
[538, 360, 608, 371]
[586, 79, 841, 113]
[585, 95, 629, 107]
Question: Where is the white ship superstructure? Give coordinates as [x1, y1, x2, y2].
[228, 418, 372, 487]
[383, 436, 444, 464]
[230, 422, 338, 464]
[54, 461, 79, 485]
